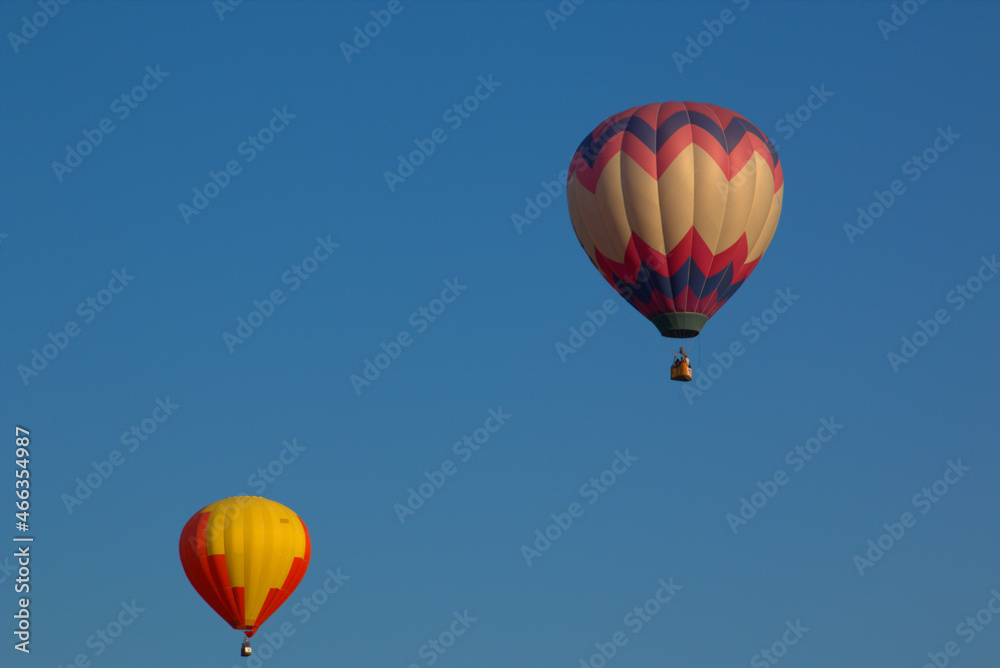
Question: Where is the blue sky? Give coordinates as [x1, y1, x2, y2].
[2, 1, 999, 666]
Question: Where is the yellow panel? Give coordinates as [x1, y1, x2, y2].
[244, 501, 264, 622]
[225, 505, 247, 590]
[242, 498, 300, 624]
[271, 506, 292, 614]
[242, 501, 261, 624]
[290, 516, 306, 557]
[204, 502, 228, 557]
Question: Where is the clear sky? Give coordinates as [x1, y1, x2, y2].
[2, 1, 999, 667]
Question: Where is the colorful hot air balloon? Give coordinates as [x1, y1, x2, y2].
[179, 496, 310, 652]
[567, 102, 783, 340]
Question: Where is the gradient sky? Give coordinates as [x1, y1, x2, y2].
[2, 1, 999, 667]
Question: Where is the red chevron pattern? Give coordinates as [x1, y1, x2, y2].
[567, 102, 782, 336]
[569, 101, 782, 194]
[592, 228, 760, 318]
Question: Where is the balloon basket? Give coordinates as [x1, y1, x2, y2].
[670, 361, 692, 382]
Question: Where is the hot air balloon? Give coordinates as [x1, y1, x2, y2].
[566, 102, 783, 380]
[179, 496, 310, 656]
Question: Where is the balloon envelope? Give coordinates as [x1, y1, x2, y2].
[179, 496, 311, 637]
[567, 102, 783, 337]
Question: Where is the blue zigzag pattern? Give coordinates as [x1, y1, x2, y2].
[611, 256, 746, 310]
[577, 109, 778, 170]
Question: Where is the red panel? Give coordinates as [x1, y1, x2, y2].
[733, 255, 760, 284]
[628, 103, 660, 127]
[592, 133, 624, 183]
[673, 286, 699, 313]
[252, 588, 287, 633]
[232, 586, 246, 629]
[207, 552, 232, 589]
[595, 239, 638, 285]
[689, 227, 715, 278]
[725, 133, 757, 179]
[690, 125, 731, 177]
[282, 556, 310, 592]
[621, 236, 644, 280]
[633, 235, 672, 315]
[655, 126, 696, 178]
[748, 132, 776, 172]
[699, 103, 738, 128]
[179, 512, 241, 628]
[694, 292, 718, 314]
[620, 123, 657, 179]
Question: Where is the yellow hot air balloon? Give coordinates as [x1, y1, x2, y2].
[179, 496, 310, 655]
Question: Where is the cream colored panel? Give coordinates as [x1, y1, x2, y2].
[748, 185, 783, 262]
[689, 144, 730, 254]
[570, 175, 624, 263]
[620, 152, 664, 254]
[592, 153, 632, 262]
[742, 153, 777, 259]
[717, 154, 759, 252]
[656, 143, 696, 251]
[567, 177, 597, 265]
